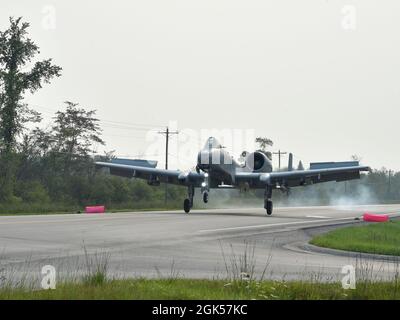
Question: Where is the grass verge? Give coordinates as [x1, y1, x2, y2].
[310, 221, 400, 256]
[1, 278, 400, 300]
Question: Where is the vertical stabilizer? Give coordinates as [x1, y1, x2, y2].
[288, 153, 293, 171]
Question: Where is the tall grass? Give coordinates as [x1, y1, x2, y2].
[2, 240, 400, 299]
[82, 245, 110, 286]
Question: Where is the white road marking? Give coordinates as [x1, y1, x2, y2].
[306, 215, 331, 219]
[198, 217, 357, 233]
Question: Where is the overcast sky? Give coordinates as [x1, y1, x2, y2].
[1, 1, 399, 171]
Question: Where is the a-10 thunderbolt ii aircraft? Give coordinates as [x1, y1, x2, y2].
[95, 137, 370, 215]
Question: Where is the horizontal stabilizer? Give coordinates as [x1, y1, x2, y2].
[111, 158, 157, 168]
[310, 161, 359, 170]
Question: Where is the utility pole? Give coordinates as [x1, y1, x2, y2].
[388, 170, 392, 198]
[273, 150, 287, 171]
[158, 127, 179, 205]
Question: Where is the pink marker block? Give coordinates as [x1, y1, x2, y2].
[363, 213, 389, 222]
[85, 206, 105, 214]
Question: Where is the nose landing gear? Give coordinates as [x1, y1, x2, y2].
[203, 192, 209, 203]
[201, 172, 209, 204]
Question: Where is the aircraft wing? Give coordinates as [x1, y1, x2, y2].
[95, 162, 205, 187]
[235, 165, 370, 189]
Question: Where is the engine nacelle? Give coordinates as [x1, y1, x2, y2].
[245, 151, 273, 173]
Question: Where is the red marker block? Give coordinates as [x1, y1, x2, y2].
[85, 206, 106, 214]
[363, 213, 389, 222]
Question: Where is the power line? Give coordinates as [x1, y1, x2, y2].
[100, 123, 155, 132]
[29, 103, 164, 131]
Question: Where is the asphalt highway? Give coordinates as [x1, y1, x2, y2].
[1, 204, 400, 284]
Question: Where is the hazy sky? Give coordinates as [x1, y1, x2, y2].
[1, 1, 399, 171]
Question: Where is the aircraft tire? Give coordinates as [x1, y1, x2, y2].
[266, 200, 273, 216]
[203, 192, 209, 203]
[184, 199, 191, 213]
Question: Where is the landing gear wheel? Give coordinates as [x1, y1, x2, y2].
[203, 192, 209, 204]
[265, 200, 273, 216]
[184, 199, 191, 213]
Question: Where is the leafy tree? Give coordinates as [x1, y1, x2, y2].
[0, 17, 61, 200]
[255, 137, 273, 160]
[51, 101, 104, 176]
[255, 137, 273, 150]
[351, 154, 363, 162]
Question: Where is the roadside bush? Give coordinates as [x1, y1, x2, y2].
[14, 181, 50, 204]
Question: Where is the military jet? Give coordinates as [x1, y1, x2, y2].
[95, 137, 370, 215]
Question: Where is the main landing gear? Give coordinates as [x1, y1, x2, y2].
[264, 185, 273, 216]
[265, 199, 273, 215]
[184, 185, 195, 213]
